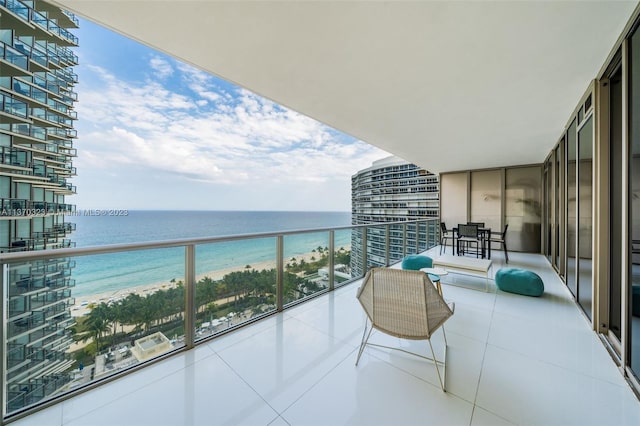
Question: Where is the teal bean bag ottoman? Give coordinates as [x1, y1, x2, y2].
[401, 255, 440, 283]
[495, 267, 544, 297]
[402, 255, 433, 270]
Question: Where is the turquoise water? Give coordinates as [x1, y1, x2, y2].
[69, 211, 352, 297]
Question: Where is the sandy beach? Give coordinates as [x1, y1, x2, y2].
[71, 250, 333, 317]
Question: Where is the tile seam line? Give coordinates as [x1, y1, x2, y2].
[469, 288, 498, 426]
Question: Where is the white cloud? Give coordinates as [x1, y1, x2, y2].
[74, 57, 389, 209]
[149, 56, 174, 79]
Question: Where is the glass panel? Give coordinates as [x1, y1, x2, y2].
[16, 218, 30, 239]
[567, 120, 578, 297]
[350, 227, 366, 278]
[0, 220, 9, 250]
[0, 175, 9, 198]
[630, 27, 640, 381]
[440, 172, 468, 231]
[505, 167, 541, 252]
[578, 115, 593, 319]
[3, 95, 27, 117]
[610, 66, 623, 340]
[470, 169, 501, 232]
[284, 232, 330, 305]
[555, 143, 563, 272]
[389, 224, 405, 264]
[333, 228, 353, 287]
[366, 224, 388, 268]
[195, 238, 277, 340]
[4, 45, 28, 70]
[4, 248, 185, 414]
[31, 217, 43, 233]
[424, 219, 439, 250]
[544, 158, 553, 261]
[16, 182, 30, 200]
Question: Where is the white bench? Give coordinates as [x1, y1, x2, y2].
[432, 254, 493, 291]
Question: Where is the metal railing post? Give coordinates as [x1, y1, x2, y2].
[328, 230, 335, 291]
[361, 226, 368, 277]
[184, 245, 195, 349]
[385, 224, 390, 266]
[1, 263, 7, 420]
[402, 223, 407, 258]
[276, 235, 284, 311]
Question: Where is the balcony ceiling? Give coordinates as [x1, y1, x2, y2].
[52, 0, 638, 173]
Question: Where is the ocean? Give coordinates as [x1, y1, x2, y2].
[69, 211, 352, 297]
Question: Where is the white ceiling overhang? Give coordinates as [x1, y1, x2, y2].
[51, 0, 639, 173]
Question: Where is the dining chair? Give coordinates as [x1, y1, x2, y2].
[457, 223, 481, 258]
[467, 222, 485, 228]
[439, 222, 455, 255]
[489, 224, 509, 263]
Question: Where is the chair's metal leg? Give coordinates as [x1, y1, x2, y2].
[428, 339, 446, 392]
[441, 325, 448, 346]
[356, 320, 374, 365]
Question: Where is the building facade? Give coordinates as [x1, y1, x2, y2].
[350, 156, 439, 276]
[0, 0, 78, 412]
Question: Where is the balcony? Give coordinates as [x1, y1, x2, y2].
[1, 220, 639, 425]
[0, 93, 29, 124]
[0, 0, 78, 47]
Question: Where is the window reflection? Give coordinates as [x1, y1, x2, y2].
[578, 115, 593, 319]
[567, 120, 577, 297]
[629, 28, 640, 381]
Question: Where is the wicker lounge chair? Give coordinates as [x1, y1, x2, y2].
[355, 268, 455, 391]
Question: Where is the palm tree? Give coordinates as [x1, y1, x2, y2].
[84, 303, 110, 352]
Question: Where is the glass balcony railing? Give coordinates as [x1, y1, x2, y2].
[0, 146, 31, 168]
[0, 199, 75, 219]
[0, 42, 29, 71]
[1, 93, 28, 119]
[0, 219, 439, 419]
[0, 0, 28, 21]
[0, 0, 79, 46]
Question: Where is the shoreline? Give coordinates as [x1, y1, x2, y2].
[71, 249, 345, 317]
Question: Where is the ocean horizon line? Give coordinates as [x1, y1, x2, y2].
[69, 209, 352, 213]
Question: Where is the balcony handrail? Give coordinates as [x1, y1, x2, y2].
[0, 219, 437, 263]
[1, 218, 439, 418]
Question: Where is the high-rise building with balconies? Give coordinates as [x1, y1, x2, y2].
[0, 0, 78, 412]
[350, 156, 439, 276]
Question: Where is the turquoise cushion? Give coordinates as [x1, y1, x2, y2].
[401, 255, 439, 282]
[401, 255, 433, 270]
[495, 268, 544, 297]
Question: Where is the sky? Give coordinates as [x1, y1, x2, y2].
[71, 18, 390, 212]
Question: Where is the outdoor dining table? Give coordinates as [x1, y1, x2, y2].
[453, 226, 492, 259]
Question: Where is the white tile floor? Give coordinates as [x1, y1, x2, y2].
[10, 249, 640, 426]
